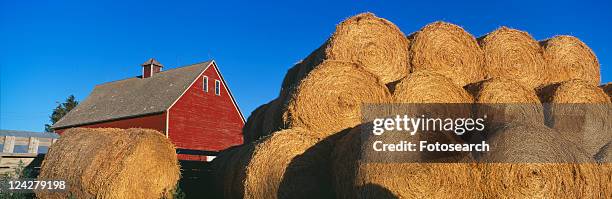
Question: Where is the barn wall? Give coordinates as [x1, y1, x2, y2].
[54, 113, 167, 135]
[168, 63, 244, 152]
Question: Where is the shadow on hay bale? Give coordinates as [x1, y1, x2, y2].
[212, 128, 343, 199]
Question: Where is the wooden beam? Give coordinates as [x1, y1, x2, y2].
[2, 136, 15, 153]
[28, 137, 39, 153]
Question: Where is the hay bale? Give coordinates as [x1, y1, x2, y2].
[540, 35, 600, 85]
[393, 70, 473, 104]
[409, 21, 485, 86]
[478, 123, 602, 198]
[214, 128, 335, 199]
[36, 128, 180, 199]
[211, 145, 244, 198]
[391, 70, 474, 148]
[243, 102, 269, 143]
[601, 82, 612, 102]
[478, 26, 547, 89]
[331, 125, 481, 198]
[538, 80, 611, 156]
[466, 77, 544, 131]
[288, 12, 409, 87]
[283, 60, 391, 138]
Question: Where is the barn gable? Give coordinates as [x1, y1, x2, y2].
[167, 62, 245, 153]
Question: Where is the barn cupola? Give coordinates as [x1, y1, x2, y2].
[141, 58, 163, 78]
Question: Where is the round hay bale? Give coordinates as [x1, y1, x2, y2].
[332, 125, 481, 198]
[465, 77, 544, 131]
[479, 123, 602, 198]
[538, 80, 611, 156]
[409, 21, 485, 86]
[211, 145, 245, 198]
[217, 128, 335, 199]
[283, 60, 391, 138]
[292, 12, 409, 86]
[243, 103, 269, 143]
[392, 70, 474, 145]
[600, 82, 612, 102]
[393, 70, 473, 104]
[540, 35, 600, 85]
[478, 26, 547, 89]
[36, 128, 180, 199]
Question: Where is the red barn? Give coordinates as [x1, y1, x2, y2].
[52, 59, 245, 161]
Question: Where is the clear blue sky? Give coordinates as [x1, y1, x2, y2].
[1, 0, 610, 132]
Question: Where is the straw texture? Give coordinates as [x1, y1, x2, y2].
[409, 21, 484, 86]
[466, 77, 544, 131]
[538, 80, 611, 156]
[213, 128, 335, 199]
[478, 123, 602, 198]
[286, 12, 409, 89]
[332, 126, 481, 199]
[541, 35, 600, 85]
[478, 27, 547, 89]
[283, 60, 391, 138]
[36, 128, 180, 199]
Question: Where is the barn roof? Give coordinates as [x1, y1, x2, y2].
[52, 60, 213, 129]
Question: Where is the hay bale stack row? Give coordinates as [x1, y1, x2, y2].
[37, 128, 180, 199]
[220, 12, 608, 198]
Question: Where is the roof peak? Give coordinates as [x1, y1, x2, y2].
[141, 58, 163, 67]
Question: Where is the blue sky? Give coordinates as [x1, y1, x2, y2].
[1, 0, 610, 132]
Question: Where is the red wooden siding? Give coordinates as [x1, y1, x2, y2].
[143, 66, 152, 78]
[54, 113, 166, 135]
[168, 63, 244, 152]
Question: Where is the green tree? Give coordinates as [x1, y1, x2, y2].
[44, 95, 78, 132]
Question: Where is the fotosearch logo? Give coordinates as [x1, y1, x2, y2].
[371, 115, 487, 136]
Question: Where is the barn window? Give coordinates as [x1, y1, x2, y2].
[203, 76, 208, 92]
[215, 80, 221, 96]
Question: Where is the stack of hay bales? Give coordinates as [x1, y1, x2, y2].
[216, 12, 609, 198]
[36, 128, 180, 199]
[331, 72, 481, 198]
